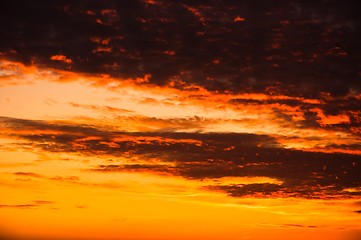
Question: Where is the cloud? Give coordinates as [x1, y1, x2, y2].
[0, 0, 359, 99]
[0, 204, 38, 209]
[13, 172, 43, 178]
[278, 224, 318, 229]
[68, 102, 134, 115]
[0, 200, 53, 209]
[50, 54, 72, 64]
[0, 2, 359, 155]
[13, 171, 79, 183]
[2, 116, 361, 199]
[206, 183, 284, 197]
[0, 59, 359, 147]
[12, 170, 126, 189]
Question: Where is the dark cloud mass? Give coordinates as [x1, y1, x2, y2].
[0, 0, 360, 98]
[1, 116, 361, 199]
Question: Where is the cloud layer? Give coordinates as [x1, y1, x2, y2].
[1, 116, 360, 199]
[1, 0, 360, 98]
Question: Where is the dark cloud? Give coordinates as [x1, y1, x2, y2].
[231, 96, 361, 133]
[207, 183, 284, 197]
[0, 0, 360, 99]
[0, 204, 38, 209]
[2, 116, 361, 199]
[1, 0, 359, 139]
[13, 172, 43, 178]
[0, 200, 53, 209]
[280, 224, 318, 229]
[0, 116, 279, 155]
[0, 116, 103, 136]
[354, 210, 361, 214]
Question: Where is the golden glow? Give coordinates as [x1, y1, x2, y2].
[0, 59, 360, 240]
[0, 147, 360, 240]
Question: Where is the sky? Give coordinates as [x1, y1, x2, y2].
[0, 0, 360, 239]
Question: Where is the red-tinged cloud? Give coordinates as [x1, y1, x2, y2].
[50, 54, 72, 64]
[0, 58, 359, 141]
[233, 16, 246, 22]
[1, 116, 361, 199]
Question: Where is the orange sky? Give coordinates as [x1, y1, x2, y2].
[1, 59, 360, 240]
[1, 1, 361, 240]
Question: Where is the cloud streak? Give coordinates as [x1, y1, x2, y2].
[0, 200, 54, 209]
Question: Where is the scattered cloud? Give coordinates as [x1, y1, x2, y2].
[0, 1, 360, 239]
[50, 54, 73, 64]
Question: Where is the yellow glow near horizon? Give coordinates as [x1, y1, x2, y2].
[0, 148, 360, 240]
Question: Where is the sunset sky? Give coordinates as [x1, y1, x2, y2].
[0, 1, 361, 239]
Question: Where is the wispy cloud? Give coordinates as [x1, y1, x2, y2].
[0, 200, 54, 209]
